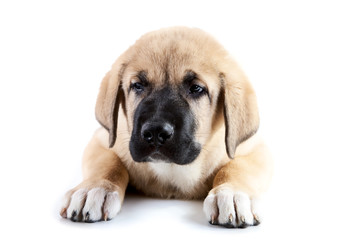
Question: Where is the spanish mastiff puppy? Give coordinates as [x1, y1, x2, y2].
[60, 27, 273, 228]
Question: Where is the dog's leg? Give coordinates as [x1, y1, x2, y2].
[203, 140, 273, 228]
[60, 133, 129, 222]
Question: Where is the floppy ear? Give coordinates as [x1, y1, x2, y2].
[222, 66, 260, 159]
[95, 61, 127, 148]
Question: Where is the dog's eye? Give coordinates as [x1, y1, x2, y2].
[131, 82, 145, 93]
[189, 84, 205, 95]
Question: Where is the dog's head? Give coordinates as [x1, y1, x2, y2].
[95, 27, 259, 165]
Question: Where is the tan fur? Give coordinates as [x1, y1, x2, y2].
[61, 27, 273, 223]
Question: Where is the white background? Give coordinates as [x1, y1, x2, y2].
[1, 0, 359, 239]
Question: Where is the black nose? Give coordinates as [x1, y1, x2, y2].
[141, 122, 174, 145]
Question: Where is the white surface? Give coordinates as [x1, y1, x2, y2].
[1, 0, 360, 239]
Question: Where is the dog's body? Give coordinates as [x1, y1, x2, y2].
[60, 27, 273, 228]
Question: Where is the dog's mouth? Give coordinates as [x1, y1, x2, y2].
[145, 151, 171, 163]
[133, 144, 174, 163]
[130, 138, 202, 165]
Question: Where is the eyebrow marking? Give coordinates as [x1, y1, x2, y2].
[183, 70, 197, 83]
[137, 70, 148, 83]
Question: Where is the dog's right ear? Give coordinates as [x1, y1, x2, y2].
[95, 60, 127, 148]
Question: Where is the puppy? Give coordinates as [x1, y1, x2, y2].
[60, 27, 273, 228]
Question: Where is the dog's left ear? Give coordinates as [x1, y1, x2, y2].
[95, 56, 127, 148]
[221, 63, 260, 159]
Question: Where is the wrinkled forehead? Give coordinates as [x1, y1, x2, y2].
[125, 40, 220, 88]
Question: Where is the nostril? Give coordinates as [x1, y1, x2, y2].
[158, 123, 174, 144]
[143, 130, 153, 143]
[158, 132, 170, 143]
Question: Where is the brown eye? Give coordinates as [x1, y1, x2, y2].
[189, 84, 205, 95]
[131, 82, 145, 93]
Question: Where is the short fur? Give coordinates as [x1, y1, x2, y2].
[61, 27, 273, 227]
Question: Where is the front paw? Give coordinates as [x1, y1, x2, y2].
[203, 185, 261, 228]
[60, 180, 122, 223]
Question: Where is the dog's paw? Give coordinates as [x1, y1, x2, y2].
[60, 180, 121, 223]
[203, 185, 261, 228]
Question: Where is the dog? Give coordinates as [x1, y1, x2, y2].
[60, 27, 273, 228]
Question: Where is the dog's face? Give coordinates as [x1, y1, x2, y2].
[95, 27, 259, 165]
[122, 38, 223, 165]
[128, 81, 202, 165]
